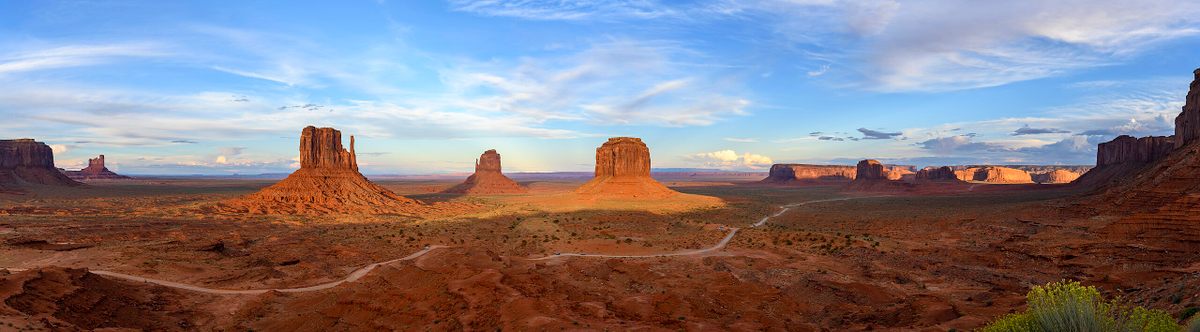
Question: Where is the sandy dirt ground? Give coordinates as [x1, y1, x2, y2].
[1, 177, 1198, 330]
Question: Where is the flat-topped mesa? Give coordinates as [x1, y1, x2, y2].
[594, 137, 651, 177]
[575, 137, 677, 198]
[299, 126, 357, 170]
[225, 126, 419, 215]
[762, 164, 856, 183]
[954, 166, 1033, 184]
[855, 159, 887, 180]
[444, 149, 526, 194]
[915, 166, 957, 181]
[1096, 135, 1175, 166]
[1, 139, 81, 192]
[64, 154, 131, 180]
[1174, 68, 1200, 148]
[1031, 169, 1082, 184]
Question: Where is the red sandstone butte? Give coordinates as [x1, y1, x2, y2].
[954, 166, 1032, 184]
[444, 149, 527, 194]
[1030, 169, 1081, 184]
[1, 139, 81, 193]
[575, 137, 677, 198]
[63, 155, 131, 180]
[761, 164, 856, 183]
[855, 159, 887, 180]
[1174, 68, 1200, 148]
[226, 126, 418, 215]
[915, 166, 958, 181]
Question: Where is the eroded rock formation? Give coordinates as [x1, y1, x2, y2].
[915, 166, 957, 181]
[1096, 135, 1175, 166]
[575, 137, 677, 198]
[225, 126, 419, 214]
[444, 149, 527, 194]
[954, 166, 1032, 184]
[1, 139, 81, 192]
[1174, 68, 1200, 148]
[762, 164, 856, 183]
[855, 159, 886, 180]
[63, 155, 131, 180]
[1030, 169, 1081, 184]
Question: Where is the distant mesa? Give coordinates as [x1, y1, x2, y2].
[761, 164, 856, 184]
[1, 138, 81, 193]
[915, 166, 957, 181]
[224, 126, 420, 215]
[575, 137, 678, 198]
[444, 149, 527, 194]
[1030, 169, 1081, 184]
[62, 155, 131, 181]
[954, 166, 1033, 184]
[856, 159, 887, 180]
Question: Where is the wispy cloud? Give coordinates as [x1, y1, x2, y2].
[0, 42, 167, 75]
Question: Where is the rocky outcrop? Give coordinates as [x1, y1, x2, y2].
[63, 155, 131, 180]
[954, 166, 1032, 184]
[1, 139, 81, 192]
[761, 164, 856, 183]
[224, 126, 419, 215]
[915, 166, 957, 181]
[575, 137, 677, 198]
[1174, 68, 1200, 148]
[855, 159, 886, 180]
[1096, 135, 1175, 166]
[444, 149, 527, 194]
[884, 166, 915, 181]
[1030, 169, 1081, 184]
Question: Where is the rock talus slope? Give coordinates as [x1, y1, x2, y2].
[225, 126, 419, 215]
[575, 137, 677, 198]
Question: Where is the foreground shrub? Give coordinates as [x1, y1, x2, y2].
[983, 280, 1180, 332]
[1187, 315, 1200, 332]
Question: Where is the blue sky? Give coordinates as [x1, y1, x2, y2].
[2, 0, 1198, 175]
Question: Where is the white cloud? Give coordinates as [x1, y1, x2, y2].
[0, 42, 167, 75]
[688, 149, 773, 169]
[723, 137, 758, 143]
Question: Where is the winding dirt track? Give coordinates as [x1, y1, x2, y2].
[3, 196, 882, 295]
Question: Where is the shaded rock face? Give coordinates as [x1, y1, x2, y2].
[444, 149, 527, 194]
[762, 164, 856, 183]
[1174, 68, 1200, 149]
[915, 166, 957, 181]
[1096, 135, 1175, 166]
[576, 137, 676, 198]
[1031, 169, 1081, 184]
[855, 159, 886, 180]
[63, 155, 131, 180]
[1, 139, 81, 192]
[225, 126, 419, 215]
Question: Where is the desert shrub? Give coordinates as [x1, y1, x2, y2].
[982, 280, 1180, 332]
[1188, 315, 1200, 332]
[1182, 307, 1199, 321]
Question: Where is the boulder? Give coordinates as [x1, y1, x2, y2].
[63, 155, 131, 180]
[575, 137, 677, 198]
[224, 126, 419, 215]
[0, 139, 81, 192]
[761, 164, 856, 183]
[444, 149, 527, 194]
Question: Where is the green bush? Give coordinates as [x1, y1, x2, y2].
[982, 280, 1180, 332]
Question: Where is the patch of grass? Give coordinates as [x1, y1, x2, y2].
[982, 280, 1179, 332]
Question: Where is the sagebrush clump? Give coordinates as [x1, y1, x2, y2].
[983, 280, 1179, 332]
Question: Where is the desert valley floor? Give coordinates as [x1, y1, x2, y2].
[2, 176, 1197, 331]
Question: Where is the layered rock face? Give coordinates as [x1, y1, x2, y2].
[1, 139, 81, 192]
[761, 164, 856, 183]
[1174, 68, 1200, 149]
[884, 166, 915, 181]
[575, 137, 676, 198]
[855, 159, 886, 180]
[915, 166, 957, 181]
[63, 155, 131, 180]
[1031, 169, 1081, 184]
[1096, 135, 1175, 166]
[954, 166, 1032, 184]
[444, 149, 527, 194]
[226, 126, 418, 214]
